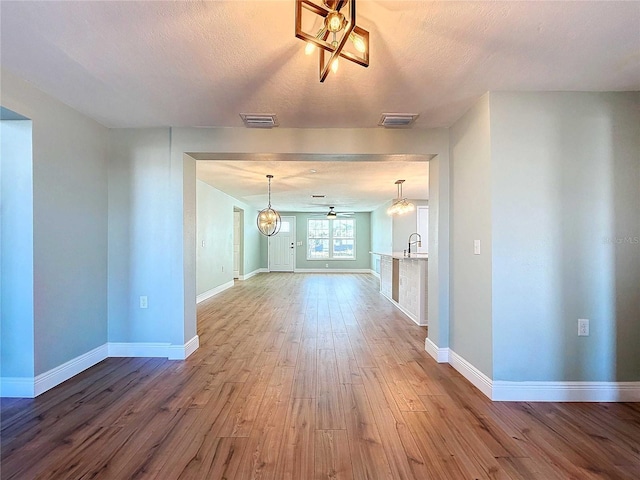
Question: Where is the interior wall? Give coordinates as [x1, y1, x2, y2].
[196, 180, 234, 294]
[2, 71, 109, 375]
[0, 119, 34, 379]
[370, 201, 393, 271]
[108, 128, 178, 344]
[197, 180, 264, 295]
[242, 206, 263, 275]
[278, 212, 372, 270]
[491, 91, 640, 382]
[392, 199, 429, 253]
[449, 93, 493, 378]
[427, 155, 450, 348]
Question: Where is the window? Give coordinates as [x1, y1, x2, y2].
[307, 218, 355, 260]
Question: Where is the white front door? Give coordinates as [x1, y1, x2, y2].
[269, 216, 295, 272]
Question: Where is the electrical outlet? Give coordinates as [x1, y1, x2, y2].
[325, 263, 329, 268]
[578, 318, 589, 336]
[140, 296, 148, 309]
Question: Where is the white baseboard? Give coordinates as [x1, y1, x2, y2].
[293, 268, 373, 274]
[0, 377, 35, 398]
[424, 337, 449, 363]
[196, 280, 235, 303]
[108, 336, 199, 359]
[448, 349, 493, 399]
[239, 268, 267, 281]
[34, 344, 109, 396]
[370, 270, 380, 279]
[168, 335, 199, 360]
[2, 337, 201, 398]
[108, 342, 172, 357]
[443, 348, 640, 402]
[492, 380, 640, 402]
[1, 344, 108, 398]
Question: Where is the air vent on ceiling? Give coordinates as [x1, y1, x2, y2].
[378, 113, 420, 128]
[240, 113, 279, 128]
[311, 195, 326, 199]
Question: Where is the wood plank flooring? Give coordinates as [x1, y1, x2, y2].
[2, 273, 640, 479]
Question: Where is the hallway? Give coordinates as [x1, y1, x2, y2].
[1, 273, 639, 479]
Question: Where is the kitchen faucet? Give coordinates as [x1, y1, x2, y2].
[407, 233, 422, 255]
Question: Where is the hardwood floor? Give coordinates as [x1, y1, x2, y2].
[2, 273, 639, 479]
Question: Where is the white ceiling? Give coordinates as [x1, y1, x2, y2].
[195, 158, 429, 212]
[1, 1, 638, 211]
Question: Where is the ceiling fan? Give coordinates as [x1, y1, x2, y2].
[311, 206, 354, 219]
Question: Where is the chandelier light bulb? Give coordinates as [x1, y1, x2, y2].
[305, 42, 315, 55]
[331, 58, 339, 73]
[351, 33, 366, 53]
[326, 11, 345, 32]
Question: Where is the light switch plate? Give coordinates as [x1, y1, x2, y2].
[578, 318, 589, 336]
[473, 240, 481, 255]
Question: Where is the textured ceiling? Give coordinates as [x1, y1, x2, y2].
[1, 1, 638, 129]
[2, 1, 638, 212]
[195, 159, 429, 212]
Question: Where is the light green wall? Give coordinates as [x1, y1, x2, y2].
[108, 128, 177, 344]
[278, 212, 372, 270]
[197, 180, 264, 295]
[491, 91, 640, 382]
[370, 202, 393, 271]
[1, 119, 34, 379]
[449, 93, 494, 378]
[2, 71, 109, 376]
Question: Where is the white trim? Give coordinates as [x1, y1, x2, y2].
[1, 344, 109, 398]
[0, 377, 35, 398]
[1, 337, 201, 398]
[448, 349, 493, 399]
[293, 268, 373, 274]
[424, 337, 449, 363]
[239, 268, 267, 280]
[168, 335, 200, 360]
[492, 380, 640, 402]
[108, 342, 172, 357]
[370, 269, 380, 279]
[444, 348, 640, 402]
[196, 280, 234, 303]
[34, 344, 109, 396]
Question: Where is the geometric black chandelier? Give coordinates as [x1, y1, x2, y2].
[295, 0, 369, 82]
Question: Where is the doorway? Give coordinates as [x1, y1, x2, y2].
[233, 208, 243, 279]
[268, 216, 296, 272]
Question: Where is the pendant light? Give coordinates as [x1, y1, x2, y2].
[257, 175, 282, 236]
[387, 179, 415, 216]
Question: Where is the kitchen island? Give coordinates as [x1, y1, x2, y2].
[370, 252, 428, 326]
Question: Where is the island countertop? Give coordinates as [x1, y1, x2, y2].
[370, 251, 429, 260]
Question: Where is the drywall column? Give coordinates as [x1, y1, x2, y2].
[490, 91, 640, 382]
[449, 93, 493, 378]
[0, 119, 35, 389]
[426, 154, 451, 352]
